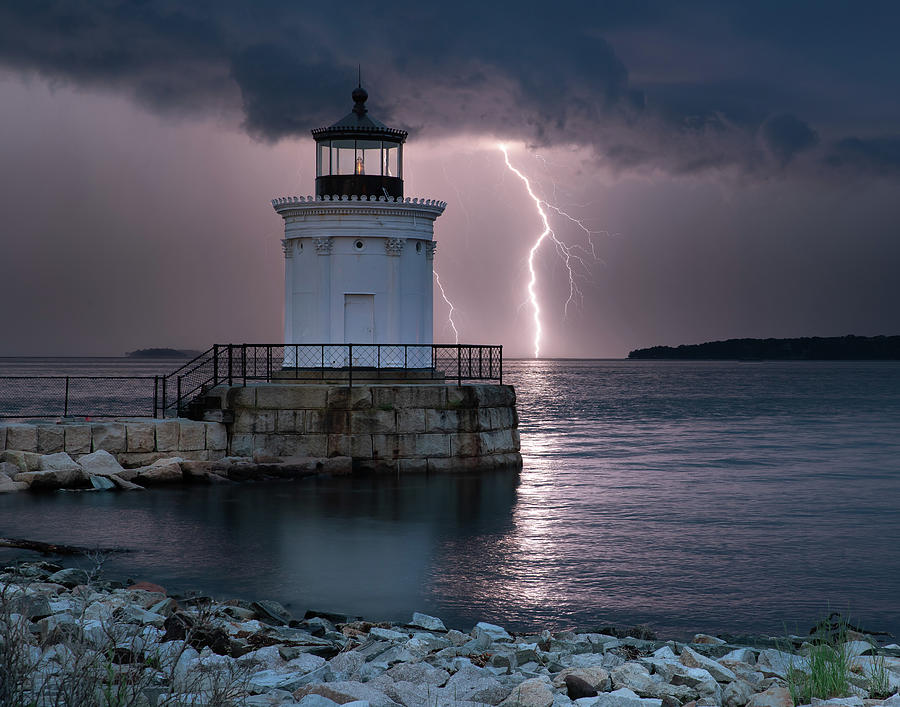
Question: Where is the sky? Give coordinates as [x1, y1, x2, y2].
[1, 1, 898, 358]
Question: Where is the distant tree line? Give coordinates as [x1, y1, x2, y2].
[628, 335, 900, 360]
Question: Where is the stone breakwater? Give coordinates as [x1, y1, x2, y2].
[1, 562, 899, 707]
[0, 447, 356, 493]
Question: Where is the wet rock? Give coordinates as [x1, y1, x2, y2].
[745, 685, 793, 707]
[89, 474, 116, 490]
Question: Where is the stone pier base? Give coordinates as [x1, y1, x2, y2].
[207, 383, 522, 473]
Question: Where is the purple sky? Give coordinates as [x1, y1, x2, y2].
[1, 2, 898, 358]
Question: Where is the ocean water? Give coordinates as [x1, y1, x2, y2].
[1, 358, 899, 638]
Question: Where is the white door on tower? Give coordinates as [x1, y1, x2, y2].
[344, 294, 375, 344]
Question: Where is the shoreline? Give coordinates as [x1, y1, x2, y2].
[2, 560, 898, 707]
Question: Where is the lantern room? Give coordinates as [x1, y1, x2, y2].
[311, 86, 407, 199]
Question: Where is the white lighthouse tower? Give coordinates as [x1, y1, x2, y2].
[272, 86, 445, 367]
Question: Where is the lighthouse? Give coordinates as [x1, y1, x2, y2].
[272, 86, 446, 368]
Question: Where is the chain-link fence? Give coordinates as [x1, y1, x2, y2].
[0, 376, 159, 419]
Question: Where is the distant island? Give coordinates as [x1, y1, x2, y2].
[628, 335, 900, 360]
[125, 348, 202, 358]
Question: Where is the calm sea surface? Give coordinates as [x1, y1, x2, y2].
[1, 358, 899, 639]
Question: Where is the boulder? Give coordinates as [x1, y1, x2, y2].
[681, 646, 737, 682]
[253, 600, 292, 626]
[0, 474, 29, 493]
[723, 680, 755, 707]
[410, 612, 447, 632]
[566, 674, 599, 699]
[48, 567, 91, 588]
[498, 678, 554, 707]
[76, 449, 125, 476]
[721, 648, 757, 664]
[39, 452, 81, 472]
[589, 687, 651, 707]
[108, 474, 144, 491]
[135, 460, 183, 485]
[745, 685, 793, 707]
[0, 460, 21, 478]
[553, 667, 610, 691]
[294, 680, 400, 707]
[385, 661, 450, 687]
[693, 634, 726, 645]
[0, 450, 28, 472]
[474, 621, 513, 643]
[15, 467, 88, 490]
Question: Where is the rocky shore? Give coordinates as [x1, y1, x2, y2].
[1, 561, 898, 707]
[0, 448, 352, 494]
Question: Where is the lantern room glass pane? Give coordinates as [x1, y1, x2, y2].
[384, 143, 399, 177]
[331, 140, 355, 175]
[316, 142, 330, 176]
[355, 140, 382, 176]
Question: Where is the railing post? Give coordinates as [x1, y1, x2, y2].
[242, 344, 247, 385]
[153, 376, 159, 418]
[457, 345, 462, 387]
[295, 345, 299, 379]
[177, 375, 182, 415]
[227, 344, 233, 386]
[348, 343, 353, 388]
[321, 345, 325, 381]
[499, 346, 503, 384]
[162, 377, 167, 417]
[213, 344, 219, 385]
[64, 376, 69, 417]
[266, 345, 272, 382]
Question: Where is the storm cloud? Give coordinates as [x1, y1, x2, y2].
[1, 0, 898, 179]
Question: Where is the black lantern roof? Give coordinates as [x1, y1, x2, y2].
[311, 87, 407, 142]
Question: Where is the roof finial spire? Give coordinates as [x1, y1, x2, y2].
[351, 70, 368, 116]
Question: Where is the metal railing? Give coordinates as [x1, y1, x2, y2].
[159, 343, 502, 417]
[0, 376, 160, 419]
[0, 344, 503, 419]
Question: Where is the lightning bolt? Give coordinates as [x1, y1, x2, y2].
[433, 269, 459, 344]
[498, 143, 600, 358]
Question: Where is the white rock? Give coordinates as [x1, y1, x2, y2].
[0, 474, 28, 493]
[721, 648, 757, 663]
[651, 646, 677, 660]
[369, 627, 409, 641]
[39, 452, 81, 471]
[693, 633, 727, 645]
[77, 449, 125, 476]
[475, 621, 513, 642]
[681, 645, 737, 682]
[297, 696, 342, 707]
[842, 640, 875, 657]
[410, 612, 447, 632]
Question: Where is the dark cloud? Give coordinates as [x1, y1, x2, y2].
[825, 137, 900, 176]
[760, 114, 819, 166]
[0, 1, 897, 179]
